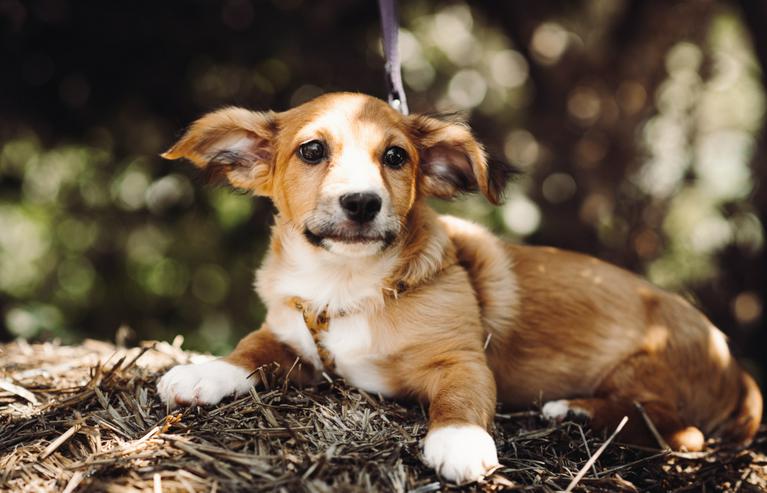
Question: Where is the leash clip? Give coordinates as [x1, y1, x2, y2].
[378, 0, 409, 115]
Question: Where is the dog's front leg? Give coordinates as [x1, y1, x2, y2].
[158, 324, 312, 407]
[394, 348, 499, 483]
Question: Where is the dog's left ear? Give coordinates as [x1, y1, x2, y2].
[409, 114, 511, 205]
[162, 107, 277, 196]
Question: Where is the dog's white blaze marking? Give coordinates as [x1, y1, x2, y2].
[323, 313, 393, 396]
[542, 399, 592, 420]
[296, 96, 367, 143]
[323, 145, 385, 196]
[422, 425, 499, 483]
[157, 359, 254, 407]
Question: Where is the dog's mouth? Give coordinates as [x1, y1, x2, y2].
[303, 226, 397, 248]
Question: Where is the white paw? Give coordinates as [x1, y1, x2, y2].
[541, 399, 591, 421]
[422, 425, 499, 484]
[157, 360, 254, 407]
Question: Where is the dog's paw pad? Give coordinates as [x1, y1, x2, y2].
[422, 425, 499, 484]
[542, 399, 591, 422]
[157, 360, 254, 408]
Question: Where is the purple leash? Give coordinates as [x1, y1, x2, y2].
[377, 0, 409, 115]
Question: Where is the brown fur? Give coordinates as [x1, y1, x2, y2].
[164, 92, 762, 452]
[225, 325, 316, 385]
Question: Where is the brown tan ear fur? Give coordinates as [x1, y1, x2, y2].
[408, 114, 512, 205]
[162, 107, 277, 196]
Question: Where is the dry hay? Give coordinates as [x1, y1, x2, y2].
[1, 339, 765, 492]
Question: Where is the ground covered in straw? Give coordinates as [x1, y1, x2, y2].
[1, 340, 765, 492]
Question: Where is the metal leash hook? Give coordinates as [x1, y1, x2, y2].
[377, 0, 409, 115]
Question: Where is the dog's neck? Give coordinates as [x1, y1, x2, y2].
[255, 203, 454, 315]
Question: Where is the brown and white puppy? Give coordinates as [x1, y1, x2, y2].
[157, 92, 762, 483]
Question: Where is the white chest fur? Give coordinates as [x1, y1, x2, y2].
[258, 229, 397, 396]
[265, 306, 394, 396]
[322, 313, 393, 396]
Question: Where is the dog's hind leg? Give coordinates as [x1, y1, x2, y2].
[542, 396, 705, 451]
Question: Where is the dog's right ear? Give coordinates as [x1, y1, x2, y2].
[408, 114, 512, 205]
[162, 107, 277, 196]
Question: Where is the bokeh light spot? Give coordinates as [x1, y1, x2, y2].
[489, 50, 528, 89]
[502, 195, 541, 236]
[531, 22, 569, 65]
[57, 257, 96, 299]
[113, 165, 150, 211]
[447, 69, 487, 109]
[192, 264, 230, 304]
[567, 86, 602, 124]
[504, 130, 539, 169]
[145, 174, 194, 215]
[541, 173, 577, 204]
[144, 258, 189, 297]
[732, 292, 762, 325]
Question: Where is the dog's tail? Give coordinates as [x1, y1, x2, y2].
[718, 366, 763, 446]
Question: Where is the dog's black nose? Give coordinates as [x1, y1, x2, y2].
[339, 192, 382, 223]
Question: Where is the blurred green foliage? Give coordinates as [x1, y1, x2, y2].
[0, 0, 765, 385]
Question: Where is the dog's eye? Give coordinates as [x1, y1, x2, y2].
[298, 140, 326, 164]
[382, 146, 408, 169]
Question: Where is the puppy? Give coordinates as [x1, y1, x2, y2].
[157, 92, 762, 483]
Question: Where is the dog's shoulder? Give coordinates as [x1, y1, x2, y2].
[438, 215, 520, 337]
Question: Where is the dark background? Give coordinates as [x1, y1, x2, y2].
[1, 0, 765, 396]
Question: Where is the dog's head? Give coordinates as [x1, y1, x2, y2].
[163, 92, 511, 257]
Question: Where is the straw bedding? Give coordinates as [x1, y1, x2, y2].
[1, 339, 765, 492]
